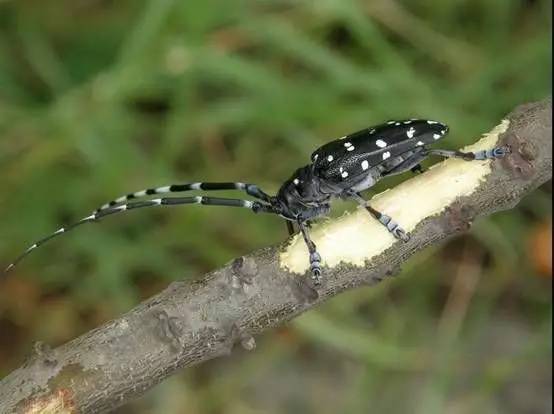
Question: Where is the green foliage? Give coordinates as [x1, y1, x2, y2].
[0, 1, 551, 413]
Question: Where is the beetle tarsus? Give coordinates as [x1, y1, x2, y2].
[473, 147, 510, 160]
[311, 267, 322, 285]
[392, 227, 410, 242]
[380, 214, 410, 242]
[492, 146, 511, 158]
[309, 251, 322, 285]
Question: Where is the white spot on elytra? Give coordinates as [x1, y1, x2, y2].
[344, 142, 352, 147]
[382, 151, 391, 160]
[395, 122, 401, 126]
[327, 155, 334, 162]
[341, 171, 349, 178]
[339, 167, 344, 172]
[406, 127, 416, 138]
[433, 134, 441, 140]
[403, 120, 412, 124]
[427, 120, 439, 125]
[441, 129, 446, 135]
[369, 129, 376, 134]
[376, 139, 387, 148]
[361, 160, 369, 170]
[387, 120, 395, 125]
[416, 141, 424, 146]
[293, 178, 300, 185]
[347, 146, 355, 151]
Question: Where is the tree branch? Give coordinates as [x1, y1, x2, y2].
[1, 98, 551, 414]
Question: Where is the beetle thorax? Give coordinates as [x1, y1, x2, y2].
[276, 165, 330, 219]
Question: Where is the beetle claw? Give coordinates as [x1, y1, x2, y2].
[393, 227, 410, 242]
[492, 146, 511, 158]
[311, 267, 322, 285]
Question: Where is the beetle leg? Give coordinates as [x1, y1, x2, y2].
[425, 146, 510, 161]
[410, 164, 426, 174]
[286, 220, 295, 236]
[348, 192, 410, 242]
[366, 206, 410, 242]
[381, 147, 428, 177]
[298, 220, 322, 285]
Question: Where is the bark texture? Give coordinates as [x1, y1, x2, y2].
[0, 98, 551, 414]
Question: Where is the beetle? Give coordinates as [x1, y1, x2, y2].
[5, 119, 508, 285]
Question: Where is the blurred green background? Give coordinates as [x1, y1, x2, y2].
[0, 1, 551, 413]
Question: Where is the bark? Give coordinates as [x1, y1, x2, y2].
[0, 98, 551, 414]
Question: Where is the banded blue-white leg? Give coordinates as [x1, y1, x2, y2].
[425, 147, 509, 161]
[5, 196, 276, 273]
[96, 182, 272, 213]
[348, 192, 410, 242]
[298, 220, 322, 285]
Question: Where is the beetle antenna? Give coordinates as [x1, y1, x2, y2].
[4, 196, 277, 274]
[94, 182, 272, 213]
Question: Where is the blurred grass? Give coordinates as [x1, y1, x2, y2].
[0, 1, 551, 413]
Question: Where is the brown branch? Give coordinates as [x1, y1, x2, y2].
[0, 98, 551, 414]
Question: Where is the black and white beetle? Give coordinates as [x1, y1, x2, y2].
[5, 119, 508, 284]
